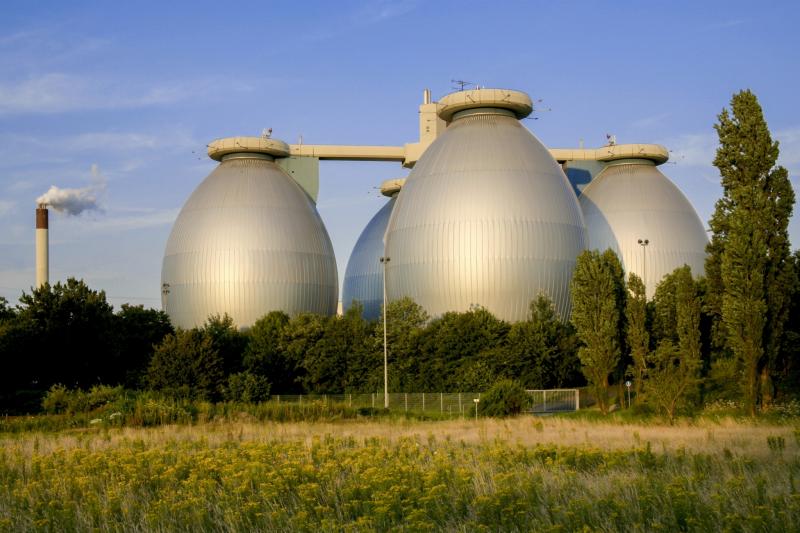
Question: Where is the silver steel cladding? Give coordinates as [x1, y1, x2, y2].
[342, 196, 396, 320]
[384, 108, 587, 321]
[578, 160, 708, 298]
[161, 153, 338, 329]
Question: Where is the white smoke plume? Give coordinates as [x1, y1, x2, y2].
[36, 164, 106, 215]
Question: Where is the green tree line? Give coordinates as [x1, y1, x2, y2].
[0, 89, 796, 417]
[0, 286, 584, 413]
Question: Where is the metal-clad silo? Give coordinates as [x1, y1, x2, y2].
[578, 159, 707, 297]
[384, 89, 587, 321]
[161, 137, 338, 329]
[342, 178, 404, 320]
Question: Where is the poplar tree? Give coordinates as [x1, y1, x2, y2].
[675, 267, 702, 378]
[706, 90, 795, 413]
[571, 249, 625, 414]
[626, 273, 649, 401]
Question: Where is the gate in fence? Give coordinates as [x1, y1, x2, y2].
[526, 389, 580, 413]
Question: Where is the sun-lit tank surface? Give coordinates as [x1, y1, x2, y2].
[342, 178, 405, 320]
[384, 89, 587, 321]
[161, 138, 338, 329]
[578, 159, 708, 297]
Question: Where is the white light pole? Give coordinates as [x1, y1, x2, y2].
[625, 380, 632, 408]
[473, 398, 480, 421]
[380, 256, 390, 409]
[637, 238, 649, 295]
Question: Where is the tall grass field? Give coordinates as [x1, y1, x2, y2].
[1, 415, 798, 531]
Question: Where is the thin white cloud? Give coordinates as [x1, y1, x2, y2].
[0, 206, 177, 247]
[301, 0, 418, 44]
[66, 207, 180, 232]
[658, 132, 718, 168]
[354, 0, 418, 23]
[630, 112, 671, 129]
[7, 180, 37, 192]
[0, 200, 14, 216]
[0, 129, 201, 171]
[0, 73, 170, 114]
[0, 73, 254, 116]
[0, 30, 38, 46]
[0, 269, 35, 304]
[776, 127, 800, 174]
[62, 132, 159, 151]
[0, 29, 107, 63]
[0, 224, 28, 246]
[661, 127, 800, 175]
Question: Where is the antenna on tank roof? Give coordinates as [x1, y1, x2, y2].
[451, 79, 474, 91]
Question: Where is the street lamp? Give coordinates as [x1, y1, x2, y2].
[473, 398, 480, 421]
[380, 256, 390, 409]
[637, 238, 649, 295]
[625, 380, 632, 408]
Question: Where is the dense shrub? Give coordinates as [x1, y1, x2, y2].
[40, 384, 70, 414]
[479, 379, 529, 417]
[225, 372, 271, 403]
[41, 384, 126, 415]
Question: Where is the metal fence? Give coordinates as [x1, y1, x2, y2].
[270, 393, 482, 416]
[269, 389, 581, 415]
[526, 389, 580, 413]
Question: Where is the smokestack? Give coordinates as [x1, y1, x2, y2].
[36, 204, 48, 288]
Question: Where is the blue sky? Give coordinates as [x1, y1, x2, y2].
[1, 0, 798, 309]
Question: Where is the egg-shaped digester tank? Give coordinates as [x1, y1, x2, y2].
[161, 138, 338, 329]
[342, 179, 404, 320]
[384, 89, 587, 321]
[578, 159, 707, 297]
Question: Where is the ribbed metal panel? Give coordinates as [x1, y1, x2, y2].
[579, 160, 708, 298]
[162, 155, 338, 329]
[342, 196, 395, 320]
[384, 109, 587, 321]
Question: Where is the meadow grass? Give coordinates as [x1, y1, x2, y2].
[0, 416, 798, 531]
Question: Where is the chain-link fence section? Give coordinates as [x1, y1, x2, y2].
[270, 393, 482, 416]
[269, 389, 581, 415]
